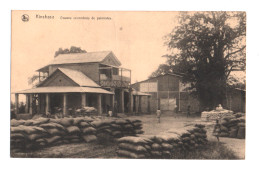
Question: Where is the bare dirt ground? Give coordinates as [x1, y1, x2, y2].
[11, 113, 245, 159]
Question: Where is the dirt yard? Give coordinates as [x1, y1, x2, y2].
[11, 113, 245, 159]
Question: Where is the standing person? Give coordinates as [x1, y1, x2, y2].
[187, 105, 191, 118]
[213, 119, 221, 143]
[156, 109, 161, 123]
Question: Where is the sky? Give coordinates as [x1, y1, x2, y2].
[11, 11, 179, 96]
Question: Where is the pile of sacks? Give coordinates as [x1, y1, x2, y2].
[219, 113, 246, 139]
[91, 119, 144, 143]
[11, 117, 144, 151]
[116, 136, 152, 159]
[116, 124, 207, 159]
[201, 109, 233, 121]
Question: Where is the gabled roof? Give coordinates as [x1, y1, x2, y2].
[37, 68, 100, 88]
[58, 68, 100, 87]
[37, 51, 122, 72]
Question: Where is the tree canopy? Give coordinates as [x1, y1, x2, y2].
[54, 46, 87, 57]
[151, 12, 246, 109]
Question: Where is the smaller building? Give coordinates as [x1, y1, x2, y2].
[131, 73, 200, 114]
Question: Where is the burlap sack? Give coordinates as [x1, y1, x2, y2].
[117, 136, 150, 145]
[58, 118, 74, 127]
[40, 123, 65, 131]
[66, 126, 81, 134]
[31, 118, 50, 126]
[79, 121, 90, 128]
[119, 143, 147, 153]
[11, 119, 25, 127]
[46, 128, 63, 136]
[82, 127, 96, 134]
[82, 135, 97, 143]
[117, 149, 146, 159]
[11, 133, 25, 140]
[45, 136, 62, 144]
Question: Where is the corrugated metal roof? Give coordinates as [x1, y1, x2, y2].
[49, 51, 111, 65]
[58, 68, 100, 87]
[15, 86, 113, 94]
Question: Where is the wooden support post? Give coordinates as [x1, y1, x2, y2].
[121, 68, 123, 87]
[37, 94, 41, 114]
[97, 94, 102, 115]
[81, 93, 86, 108]
[128, 88, 133, 113]
[63, 93, 67, 116]
[110, 88, 115, 114]
[15, 93, 19, 114]
[29, 94, 33, 115]
[148, 96, 151, 114]
[120, 89, 124, 113]
[135, 96, 139, 114]
[25, 94, 29, 113]
[139, 96, 142, 113]
[45, 94, 50, 115]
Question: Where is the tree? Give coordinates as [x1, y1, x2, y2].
[153, 12, 246, 109]
[54, 46, 87, 57]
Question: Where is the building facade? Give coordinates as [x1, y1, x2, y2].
[131, 74, 200, 114]
[14, 51, 150, 116]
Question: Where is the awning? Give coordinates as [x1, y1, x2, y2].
[14, 86, 114, 94]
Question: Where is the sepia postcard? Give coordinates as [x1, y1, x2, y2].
[11, 10, 246, 159]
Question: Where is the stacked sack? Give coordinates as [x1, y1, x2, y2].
[201, 110, 233, 121]
[185, 124, 208, 149]
[11, 118, 51, 151]
[116, 136, 152, 159]
[77, 117, 97, 143]
[91, 119, 145, 143]
[148, 134, 179, 159]
[11, 117, 145, 151]
[219, 113, 246, 139]
[129, 119, 144, 135]
[91, 119, 115, 143]
[167, 124, 207, 151]
[116, 124, 208, 159]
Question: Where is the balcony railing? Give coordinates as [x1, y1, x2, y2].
[99, 66, 131, 88]
[99, 74, 131, 88]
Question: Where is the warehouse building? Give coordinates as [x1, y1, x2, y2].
[131, 73, 200, 114]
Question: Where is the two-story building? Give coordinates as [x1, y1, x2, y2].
[14, 51, 151, 116]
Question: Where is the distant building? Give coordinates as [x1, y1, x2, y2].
[14, 51, 150, 116]
[131, 73, 246, 114]
[131, 73, 200, 114]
